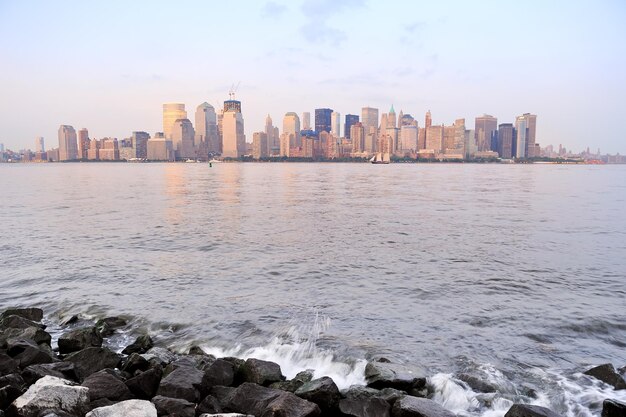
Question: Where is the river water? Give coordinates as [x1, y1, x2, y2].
[1, 162, 625, 415]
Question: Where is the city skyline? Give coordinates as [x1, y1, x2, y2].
[0, 1, 625, 153]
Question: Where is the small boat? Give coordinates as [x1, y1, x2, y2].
[370, 152, 390, 164]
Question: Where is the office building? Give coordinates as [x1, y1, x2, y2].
[344, 114, 359, 139]
[222, 99, 245, 158]
[315, 108, 333, 133]
[252, 132, 268, 159]
[350, 122, 365, 153]
[195, 102, 219, 155]
[163, 103, 187, 139]
[58, 125, 78, 161]
[265, 114, 279, 156]
[515, 116, 528, 158]
[283, 112, 301, 148]
[35, 137, 45, 153]
[147, 133, 175, 161]
[331, 111, 341, 137]
[475, 114, 498, 151]
[171, 118, 195, 159]
[302, 112, 311, 130]
[498, 123, 514, 158]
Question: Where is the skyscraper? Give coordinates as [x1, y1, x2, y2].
[474, 114, 498, 151]
[388, 105, 397, 129]
[515, 116, 528, 158]
[265, 114, 279, 155]
[344, 114, 359, 139]
[163, 103, 187, 139]
[77, 129, 89, 159]
[331, 111, 341, 137]
[132, 131, 150, 159]
[171, 118, 195, 159]
[195, 102, 219, 155]
[283, 112, 301, 148]
[222, 98, 245, 158]
[350, 122, 365, 153]
[498, 123, 514, 158]
[35, 137, 45, 153]
[361, 107, 379, 135]
[302, 112, 311, 130]
[518, 113, 537, 157]
[252, 132, 268, 159]
[58, 125, 78, 161]
[315, 108, 333, 133]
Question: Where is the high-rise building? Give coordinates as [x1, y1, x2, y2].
[498, 123, 514, 159]
[361, 107, 379, 136]
[252, 132, 268, 159]
[77, 129, 89, 159]
[475, 114, 498, 151]
[344, 114, 359, 139]
[388, 105, 397, 129]
[195, 102, 219, 155]
[400, 122, 418, 152]
[58, 125, 78, 161]
[87, 138, 100, 160]
[0, 143, 4, 153]
[163, 103, 187, 139]
[518, 113, 537, 157]
[350, 122, 365, 153]
[453, 119, 466, 155]
[35, 137, 45, 153]
[425, 110, 432, 129]
[99, 138, 120, 161]
[222, 99, 245, 158]
[425, 125, 443, 152]
[171, 118, 195, 159]
[302, 112, 311, 130]
[283, 112, 301, 148]
[315, 108, 333, 133]
[331, 111, 341, 137]
[147, 132, 175, 161]
[514, 116, 528, 158]
[265, 114, 279, 156]
[132, 131, 150, 159]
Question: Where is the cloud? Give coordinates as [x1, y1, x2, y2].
[261, 2, 288, 18]
[300, 0, 366, 44]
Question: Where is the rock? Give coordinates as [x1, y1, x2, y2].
[504, 404, 563, 417]
[0, 308, 43, 322]
[86, 399, 157, 417]
[21, 362, 78, 385]
[166, 356, 214, 374]
[126, 366, 163, 399]
[0, 326, 52, 348]
[0, 374, 25, 410]
[365, 361, 427, 391]
[239, 358, 284, 386]
[189, 345, 208, 356]
[64, 347, 121, 381]
[391, 396, 455, 417]
[0, 353, 18, 376]
[6, 339, 53, 368]
[602, 399, 626, 417]
[196, 395, 223, 415]
[122, 335, 154, 355]
[270, 370, 314, 392]
[142, 347, 178, 366]
[151, 395, 195, 417]
[209, 386, 237, 409]
[340, 397, 391, 417]
[95, 317, 127, 337]
[457, 373, 498, 393]
[294, 376, 341, 412]
[584, 364, 626, 390]
[202, 359, 235, 389]
[82, 369, 133, 401]
[7, 375, 90, 417]
[224, 383, 320, 417]
[58, 327, 103, 354]
[0, 316, 44, 331]
[341, 385, 382, 400]
[157, 365, 204, 402]
[198, 415, 253, 417]
[261, 392, 321, 417]
[123, 353, 151, 374]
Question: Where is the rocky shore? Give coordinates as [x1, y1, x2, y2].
[1, 307, 625, 417]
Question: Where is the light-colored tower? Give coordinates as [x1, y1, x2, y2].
[195, 102, 219, 155]
[520, 113, 537, 157]
[222, 99, 245, 158]
[302, 112, 311, 130]
[388, 105, 397, 129]
[265, 114, 279, 155]
[58, 125, 78, 161]
[163, 103, 187, 139]
[361, 107, 379, 136]
[474, 114, 498, 152]
[515, 115, 528, 158]
[171, 118, 195, 159]
[252, 132, 268, 159]
[331, 111, 341, 138]
[35, 137, 45, 153]
[283, 112, 301, 148]
[350, 122, 365, 153]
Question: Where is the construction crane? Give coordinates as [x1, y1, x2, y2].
[228, 81, 240, 100]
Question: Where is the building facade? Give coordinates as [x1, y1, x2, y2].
[315, 108, 333, 133]
[163, 103, 187, 139]
[58, 125, 78, 161]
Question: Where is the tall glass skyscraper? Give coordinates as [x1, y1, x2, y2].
[344, 114, 359, 139]
[315, 108, 333, 133]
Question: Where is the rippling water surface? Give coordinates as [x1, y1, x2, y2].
[1, 162, 625, 415]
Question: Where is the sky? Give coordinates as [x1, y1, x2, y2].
[0, 0, 625, 153]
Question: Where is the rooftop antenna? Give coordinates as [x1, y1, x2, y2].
[229, 81, 241, 100]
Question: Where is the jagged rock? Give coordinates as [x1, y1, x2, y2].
[294, 376, 341, 412]
[378, 388, 408, 405]
[95, 317, 127, 337]
[504, 404, 563, 417]
[151, 395, 195, 417]
[0, 326, 51, 348]
[157, 365, 204, 402]
[239, 358, 284, 386]
[126, 366, 163, 399]
[340, 397, 391, 417]
[202, 359, 235, 389]
[0, 374, 26, 409]
[391, 396, 455, 417]
[189, 345, 209, 356]
[7, 375, 90, 417]
[122, 335, 154, 355]
[166, 355, 214, 375]
[58, 327, 103, 354]
[341, 385, 382, 400]
[123, 353, 151, 374]
[224, 383, 320, 417]
[64, 347, 121, 381]
[86, 399, 157, 417]
[602, 399, 626, 417]
[209, 386, 237, 409]
[198, 414, 254, 417]
[82, 369, 133, 401]
[0, 308, 43, 322]
[457, 373, 498, 393]
[0, 353, 18, 376]
[21, 362, 78, 385]
[197, 395, 223, 415]
[6, 339, 53, 368]
[584, 364, 626, 390]
[365, 361, 427, 391]
[270, 370, 314, 392]
[142, 347, 178, 366]
[0, 315, 44, 331]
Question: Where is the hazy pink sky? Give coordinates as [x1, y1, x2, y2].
[1, 0, 625, 153]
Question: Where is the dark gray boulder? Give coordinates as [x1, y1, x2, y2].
[224, 383, 320, 417]
[94, 317, 127, 337]
[151, 395, 195, 417]
[21, 362, 78, 385]
[239, 358, 284, 386]
[602, 399, 626, 417]
[0, 308, 43, 322]
[0, 353, 18, 376]
[365, 361, 427, 391]
[391, 396, 455, 417]
[202, 359, 235, 390]
[584, 364, 626, 390]
[457, 373, 498, 393]
[0, 374, 26, 410]
[142, 347, 178, 367]
[122, 335, 154, 355]
[156, 366, 204, 402]
[63, 347, 121, 381]
[0, 326, 51, 348]
[58, 327, 103, 354]
[6, 339, 53, 368]
[0, 315, 44, 331]
[125, 366, 163, 399]
[262, 392, 321, 417]
[82, 369, 133, 401]
[270, 370, 314, 392]
[341, 385, 382, 400]
[208, 385, 236, 409]
[340, 397, 391, 417]
[294, 376, 341, 412]
[123, 353, 151, 375]
[196, 394, 222, 415]
[504, 404, 563, 417]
